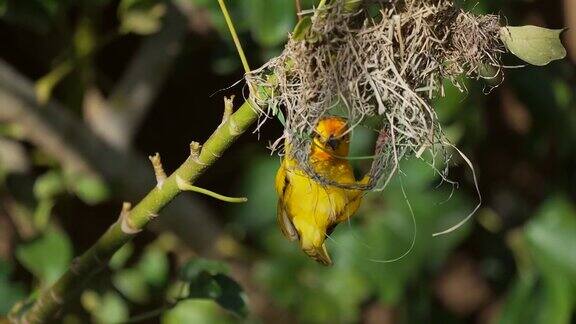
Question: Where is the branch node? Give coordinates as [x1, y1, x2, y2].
[119, 202, 141, 234]
[148, 153, 167, 189]
[175, 175, 192, 192]
[189, 141, 207, 165]
[221, 95, 235, 125]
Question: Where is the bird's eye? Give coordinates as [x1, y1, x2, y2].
[327, 137, 339, 150]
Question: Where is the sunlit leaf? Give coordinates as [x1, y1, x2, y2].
[69, 174, 110, 205]
[109, 243, 134, 270]
[93, 292, 129, 324]
[33, 171, 65, 200]
[119, 2, 166, 35]
[500, 26, 567, 66]
[35, 61, 73, 105]
[161, 299, 234, 324]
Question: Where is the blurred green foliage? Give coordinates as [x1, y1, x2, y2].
[15, 228, 73, 285]
[0, 260, 26, 315]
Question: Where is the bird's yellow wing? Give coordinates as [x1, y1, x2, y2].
[275, 161, 298, 241]
[334, 175, 370, 223]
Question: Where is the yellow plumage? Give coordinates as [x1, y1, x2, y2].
[275, 117, 367, 265]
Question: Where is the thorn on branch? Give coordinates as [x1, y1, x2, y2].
[221, 96, 242, 136]
[119, 202, 141, 234]
[175, 175, 247, 203]
[189, 141, 207, 166]
[148, 153, 167, 189]
[222, 95, 235, 125]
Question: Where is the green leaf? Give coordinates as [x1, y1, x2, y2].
[187, 272, 248, 318]
[112, 268, 150, 303]
[109, 242, 134, 270]
[500, 197, 576, 324]
[210, 274, 248, 318]
[161, 299, 234, 324]
[35, 61, 73, 105]
[137, 247, 169, 287]
[16, 229, 73, 285]
[93, 291, 129, 324]
[33, 199, 54, 231]
[69, 174, 110, 205]
[292, 16, 312, 41]
[181, 258, 246, 318]
[179, 258, 229, 282]
[243, 0, 294, 48]
[119, 2, 166, 35]
[525, 196, 576, 281]
[499, 274, 539, 324]
[0, 259, 27, 316]
[500, 26, 567, 66]
[81, 290, 101, 313]
[188, 272, 222, 300]
[499, 272, 573, 324]
[33, 170, 65, 199]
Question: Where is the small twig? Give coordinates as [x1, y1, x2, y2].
[295, 0, 302, 21]
[118, 202, 141, 234]
[189, 141, 204, 163]
[217, 0, 251, 74]
[148, 153, 167, 189]
[176, 176, 247, 203]
[221, 95, 235, 125]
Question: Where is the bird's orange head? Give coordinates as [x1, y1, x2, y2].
[311, 116, 350, 160]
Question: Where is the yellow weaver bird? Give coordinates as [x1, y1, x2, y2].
[275, 117, 368, 266]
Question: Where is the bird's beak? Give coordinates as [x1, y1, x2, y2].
[304, 243, 333, 266]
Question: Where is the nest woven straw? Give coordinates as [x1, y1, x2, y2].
[248, 0, 504, 190]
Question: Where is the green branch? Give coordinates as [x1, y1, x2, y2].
[10, 100, 259, 323]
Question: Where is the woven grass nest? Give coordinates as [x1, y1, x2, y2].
[248, 0, 505, 190]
